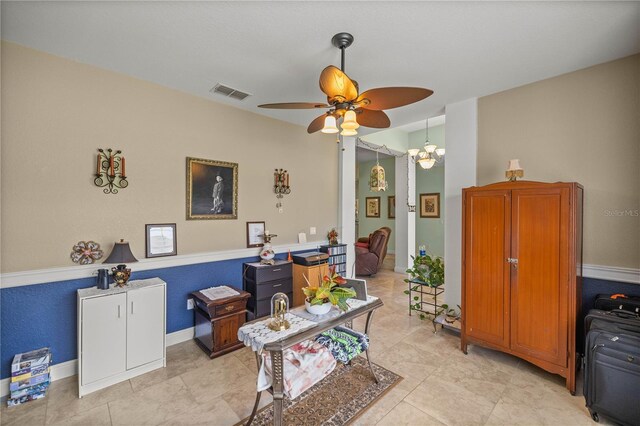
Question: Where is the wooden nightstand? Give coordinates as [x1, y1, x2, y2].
[191, 288, 250, 358]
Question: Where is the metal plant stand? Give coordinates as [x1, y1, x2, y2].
[408, 279, 444, 332]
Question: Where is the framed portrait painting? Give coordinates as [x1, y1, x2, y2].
[246, 221, 265, 248]
[145, 223, 177, 258]
[420, 193, 440, 218]
[366, 196, 380, 218]
[388, 196, 396, 219]
[186, 157, 238, 220]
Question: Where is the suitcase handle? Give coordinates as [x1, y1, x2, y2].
[610, 309, 639, 319]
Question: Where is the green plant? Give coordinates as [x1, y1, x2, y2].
[404, 254, 444, 286]
[403, 254, 447, 320]
[302, 267, 356, 311]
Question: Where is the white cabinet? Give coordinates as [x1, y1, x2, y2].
[78, 278, 166, 397]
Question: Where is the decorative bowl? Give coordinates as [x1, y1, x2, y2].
[305, 299, 332, 315]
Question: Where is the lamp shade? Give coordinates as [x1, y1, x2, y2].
[341, 110, 359, 130]
[104, 239, 138, 264]
[407, 148, 420, 157]
[418, 157, 436, 169]
[321, 116, 339, 134]
[435, 148, 445, 157]
[340, 127, 358, 136]
[425, 144, 437, 154]
[507, 159, 522, 171]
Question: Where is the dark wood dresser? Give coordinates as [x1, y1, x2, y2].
[191, 288, 250, 358]
[243, 260, 293, 319]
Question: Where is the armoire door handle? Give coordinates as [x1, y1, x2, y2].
[507, 258, 518, 268]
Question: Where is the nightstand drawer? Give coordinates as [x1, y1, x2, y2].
[214, 299, 246, 317]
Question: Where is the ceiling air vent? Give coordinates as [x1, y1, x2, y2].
[210, 83, 251, 101]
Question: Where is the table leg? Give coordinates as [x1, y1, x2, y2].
[246, 391, 262, 426]
[271, 350, 284, 426]
[364, 310, 379, 383]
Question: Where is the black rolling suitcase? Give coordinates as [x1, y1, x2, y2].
[584, 309, 640, 425]
[595, 294, 640, 315]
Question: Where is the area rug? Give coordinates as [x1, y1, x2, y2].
[235, 356, 402, 426]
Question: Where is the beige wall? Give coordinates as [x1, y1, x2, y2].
[1, 42, 338, 272]
[478, 54, 639, 268]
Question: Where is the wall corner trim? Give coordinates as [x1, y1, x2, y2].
[1, 241, 327, 289]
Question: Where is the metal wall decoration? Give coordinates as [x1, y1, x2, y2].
[274, 169, 291, 210]
[186, 157, 238, 220]
[70, 241, 103, 264]
[94, 148, 128, 194]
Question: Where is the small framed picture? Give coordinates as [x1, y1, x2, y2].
[145, 223, 177, 258]
[246, 221, 266, 248]
[388, 196, 396, 219]
[420, 193, 440, 218]
[366, 196, 380, 218]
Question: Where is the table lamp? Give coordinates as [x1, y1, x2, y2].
[104, 239, 138, 287]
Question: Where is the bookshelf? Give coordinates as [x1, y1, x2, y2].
[319, 243, 347, 277]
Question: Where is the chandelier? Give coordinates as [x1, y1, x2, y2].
[407, 118, 445, 169]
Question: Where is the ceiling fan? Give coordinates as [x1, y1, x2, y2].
[258, 32, 434, 135]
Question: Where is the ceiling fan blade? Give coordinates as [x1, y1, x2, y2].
[356, 109, 391, 129]
[357, 87, 433, 110]
[258, 102, 329, 109]
[307, 114, 328, 134]
[319, 66, 359, 104]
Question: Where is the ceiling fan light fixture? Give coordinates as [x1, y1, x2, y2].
[321, 116, 339, 134]
[435, 148, 446, 157]
[341, 110, 360, 131]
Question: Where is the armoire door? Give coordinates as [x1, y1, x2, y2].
[126, 285, 165, 369]
[81, 293, 127, 385]
[510, 187, 569, 366]
[464, 189, 511, 348]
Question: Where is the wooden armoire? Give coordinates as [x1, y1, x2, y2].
[461, 181, 583, 394]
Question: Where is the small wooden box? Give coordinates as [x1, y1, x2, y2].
[191, 288, 250, 358]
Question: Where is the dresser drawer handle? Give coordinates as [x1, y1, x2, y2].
[225, 305, 235, 311]
[273, 284, 282, 287]
[272, 268, 281, 272]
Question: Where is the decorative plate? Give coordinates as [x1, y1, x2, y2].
[71, 241, 103, 264]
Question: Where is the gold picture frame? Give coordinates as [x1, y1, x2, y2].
[366, 196, 380, 218]
[420, 193, 440, 218]
[388, 196, 396, 219]
[186, 157, 238, 220]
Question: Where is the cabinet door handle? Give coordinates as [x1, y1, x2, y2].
[272, 268, 281, 272]
[131, 301, 134, 315]
[273, 284, 282, 287]
[118, 305, 121, 318]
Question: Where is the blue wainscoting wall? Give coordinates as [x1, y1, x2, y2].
[0, 253, 292, 380]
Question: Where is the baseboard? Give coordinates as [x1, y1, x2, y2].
[583, 264, 639, 284]
[165, 326, 195, 346]
[1, 327, 195, 399]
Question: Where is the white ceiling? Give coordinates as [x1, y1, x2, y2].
[2, 2, 639, 134]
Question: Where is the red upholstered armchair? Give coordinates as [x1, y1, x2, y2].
[355, 227, 391, 276]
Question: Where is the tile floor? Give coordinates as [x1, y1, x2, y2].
[1, 260, 604, 425]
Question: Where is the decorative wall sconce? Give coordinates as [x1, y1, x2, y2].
[506, 159, 524, 181]
[274, 169, 291, 209]
[95, 148, 128, 194]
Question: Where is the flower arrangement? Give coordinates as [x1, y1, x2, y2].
[327, 228, 339, 245]
[302, 266, 356, 312]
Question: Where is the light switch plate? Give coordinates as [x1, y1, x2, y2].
[310, 227, 316, 235]
[187, 299, 194, 310]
